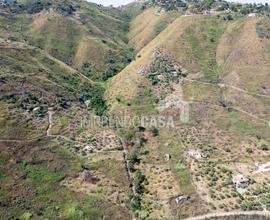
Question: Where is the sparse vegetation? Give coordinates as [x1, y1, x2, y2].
[184, 17, 225, 82]
[260, 144, 269, 151]
[1, 0, 270, 219]
[145, 0, 270, 16]
[246, 147, 254, 154]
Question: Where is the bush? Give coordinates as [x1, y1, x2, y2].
[128, 162, 135, 173]
[226, 14, 234, 20]
[151, 127, 159, 137]
[79, 83, 108, 116]
[246, 148, 253, 154]
[127, 152, 140, 164]
[127, 152, 139, 172]
[131, 196, 141, 212]
[28, 93, 38, 102]
[28, 1, 44, 14]
[134, 170, 145, 194]
[261, 144, 269, 151]
[60, 4, 76, 15]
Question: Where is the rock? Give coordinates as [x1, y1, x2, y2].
[164, 154, 171, 161]
[232, 173, 249, 194]
[188, 150, 203, 159]
[175, 195, 189, 204]
[84, 100, 91, 107]
[21, 212, 32, 220]
[33, 107, 40, 113]
[83, 145, 94, 153]
[80, 170, 97, 184]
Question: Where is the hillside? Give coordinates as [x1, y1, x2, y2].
[0, 1, 135, 219]
[0, 0, 134, 81]
[129, 7, 180, 51]
[108, 9, 270, 219]
[1, 0, 270, 219]
[0, 36, 133, 218]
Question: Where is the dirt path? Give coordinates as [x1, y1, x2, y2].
[46, 110, 85, 144]
[41, 49, 96, 85]
[47, 111, 53, 136]
[0, 140, 23, 143]
[0, 41, 96, 85]
[183, 211, 270, 220]
[189, 99, 269, 125]
[182, 78, 270, 125]
[221, 84, 270, 99]
[231, 106, 269, 124]
[183, 79, 270, 99]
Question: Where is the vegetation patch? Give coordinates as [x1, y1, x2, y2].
[184, 17, 226, 82]
[146, 51, 187, 86]
[256, 18, 270, 39]
[217, 111, 270, 141]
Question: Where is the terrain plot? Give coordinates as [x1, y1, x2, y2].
[0, 0, 270, 219]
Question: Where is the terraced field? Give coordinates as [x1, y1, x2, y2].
[0, 0, 270, 219]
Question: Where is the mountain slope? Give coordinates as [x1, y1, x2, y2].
[0, 39, 108, 114]
[0, 0, 134, 81]
[0, 1, 140, 218]
[107, 12, 270, 219]
[1, 1, 270, 219]
[108, 14, 225, 104]
[129, 7, 180, 51]
[0, 39, 131, 219]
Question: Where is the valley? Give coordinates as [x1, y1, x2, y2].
[0, 0, 270, 219]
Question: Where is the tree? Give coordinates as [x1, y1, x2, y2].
[246, 147, 253, 154]
[131, 196, 141, 212]
[151, 127, 159, 137]
[134, 170, 145, 194]
[261, 144, 269, 151]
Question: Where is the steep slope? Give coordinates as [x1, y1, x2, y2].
[107, 13, 270, 219]
[129, 7, 180, 51]
[0, 39, 107, 114]
[0, 1, 137, 219]
[0, 34, 133, 218]
[217, 18, 270, 119]
[0, 0, 134, 81]
[218, 18, 270, 93]
[108, 15, 225, 104]
[1, 1, 270, 219]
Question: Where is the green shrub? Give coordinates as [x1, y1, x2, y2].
[226, 14, 234, 21]
[131, 196, 141, 212]
[151, 127, 159, 137]
[246, 148, 253, 154]
[127, 152, 139, 172]
[79, 83, 108, 116]
[134, 170, 145, 194]
[261, 144, 269, 151]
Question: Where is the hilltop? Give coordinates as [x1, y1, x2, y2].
[144, 0, 270, 16]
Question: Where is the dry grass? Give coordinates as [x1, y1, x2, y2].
[217, 18, 270, 93]
[73, 37, 108, 69]
[215, 17, 270, 131]
[107, 15, 203, 109]
[129, 7, 180, 51]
